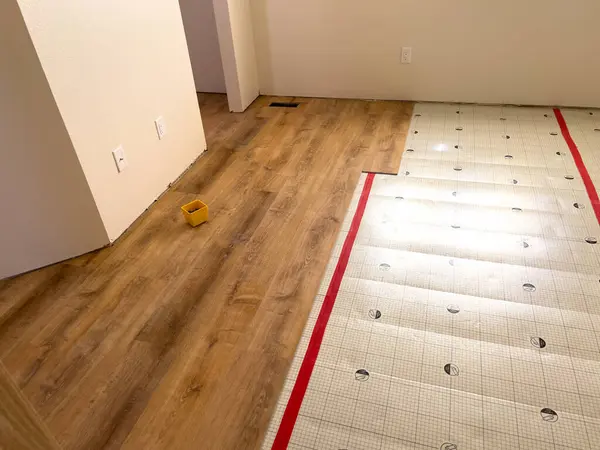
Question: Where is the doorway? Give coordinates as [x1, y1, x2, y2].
[179, 0, 259, 113]
[179, 0, 226, 94]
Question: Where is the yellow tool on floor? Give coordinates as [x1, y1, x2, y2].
[181, 200, 209, 227]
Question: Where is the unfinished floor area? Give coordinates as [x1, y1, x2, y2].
[263, 104, 600, 450]
[0, 94, 413, 450]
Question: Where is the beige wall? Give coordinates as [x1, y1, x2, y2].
[180, 0, 226, 93]
[18, 0, 207, 241]
[253, 0, 600, 107]
[214, 0, 259, 111]
[0, 1, 108, 279]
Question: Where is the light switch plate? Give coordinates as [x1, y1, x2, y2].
[112, 145, 128, 173]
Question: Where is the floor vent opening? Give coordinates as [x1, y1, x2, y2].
[269, 102, 299, 108]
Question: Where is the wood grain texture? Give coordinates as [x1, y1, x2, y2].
[0, 94, 413, 450]
[0, 361, 61, 450]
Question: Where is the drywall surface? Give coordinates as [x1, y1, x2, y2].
[18, 0, 207, 241]
[180, 0, 226, 93]
[213, 0, 259, 111]
[0, 1, 108, 279]
[252, 0, 600, 107]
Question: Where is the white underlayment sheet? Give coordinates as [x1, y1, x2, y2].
[262, 103, 600, 450]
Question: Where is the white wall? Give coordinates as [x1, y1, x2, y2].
[180, 0, 226, 93]
[214, 0, 259, 111]
[18, 0, 208, 241]
[252, 0, 600, 107]
[0, 1, 109, 279]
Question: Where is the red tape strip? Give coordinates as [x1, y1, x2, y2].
[554, 108, 600, 225]
[271, 172, 375, 449]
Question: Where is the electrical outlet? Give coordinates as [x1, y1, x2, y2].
[401, 47, 412, 64]
[155, 116, 166, 140]
[112, 145, 128, 173]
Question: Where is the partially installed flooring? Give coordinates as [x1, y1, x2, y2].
[0, 94, 413, 450]
[263, 104, 600, 450]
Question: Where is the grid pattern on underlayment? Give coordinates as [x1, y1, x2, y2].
[561, 109, 600, 191]
[262, 103, 600, 450]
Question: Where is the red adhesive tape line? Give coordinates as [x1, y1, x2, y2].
[271, 172, 375, 450]
[554, 108, 600, 225]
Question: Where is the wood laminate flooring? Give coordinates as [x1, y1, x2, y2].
[0, 94, 413, 450]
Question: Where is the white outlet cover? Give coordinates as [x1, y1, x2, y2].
[401, 47, 412, 64]
[155, 116, 166, 140]
[112, 145, 128, 173]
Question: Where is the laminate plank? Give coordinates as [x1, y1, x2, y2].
[362, 101, 414, 174]
[0, 361, 61, 450]
[0, 94, 413, 450]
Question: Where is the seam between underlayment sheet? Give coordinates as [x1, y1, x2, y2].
[554, 108, 600, 225]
